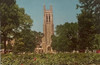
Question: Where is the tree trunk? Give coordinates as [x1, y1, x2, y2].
[4, 36, 7, 54]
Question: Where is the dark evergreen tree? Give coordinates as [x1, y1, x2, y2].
[77, 0, 100, 50]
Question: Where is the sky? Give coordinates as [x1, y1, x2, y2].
[16, 0, 80, 32]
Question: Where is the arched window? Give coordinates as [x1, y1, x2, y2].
[48, 46, 51, 51]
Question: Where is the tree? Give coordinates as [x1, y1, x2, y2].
[12, 30, 43, 53]
[93, 34, 100, 49]
[78, 11, 95, 50]
[32, 31, 43, 45]
[13, 41, 25, 54]
[13, 30, 35, 53]
[51, 22, 78, 52]
[0, 0, 33, 53]
[77, 0, 100, 34]
[0, 1, 18, 53]
[0, 0, 16, 6]
[77, 0, 100, 50]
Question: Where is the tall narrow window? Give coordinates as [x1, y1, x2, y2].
[46, 15, 48, 22]
[49, 14, 50, 22]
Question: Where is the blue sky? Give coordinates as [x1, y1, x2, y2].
[16, 0, 80, 32]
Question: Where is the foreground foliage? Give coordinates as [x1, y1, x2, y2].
[1, 53, 100, 65]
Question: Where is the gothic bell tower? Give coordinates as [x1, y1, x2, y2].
[41, 5, 54, 53]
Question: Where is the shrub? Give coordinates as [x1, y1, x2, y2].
[1, 53, 100, 65]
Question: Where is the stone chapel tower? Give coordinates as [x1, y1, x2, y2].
[41, 5, 54, 53]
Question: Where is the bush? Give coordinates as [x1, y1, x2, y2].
[1, 53, 100, 65]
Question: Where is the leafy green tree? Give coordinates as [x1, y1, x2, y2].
[0, 0, 33, 53]
[77, 11, 95, 50]
[77, 0, 100, 34]
[77, 0, 100, 50]
[13, 30, 35, 53]
[13, 42, 25, 54]
[13, 30, 43, 53]
[51, 22, 78, 52]
[93, 34, 100, 49]
[33, 31, 43, 45]
[0, 1, 18, 53]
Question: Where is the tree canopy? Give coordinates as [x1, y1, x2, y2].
[0, 0, 33, 53]
[77, 0, 100, 50]
[51, 22, 78, 52]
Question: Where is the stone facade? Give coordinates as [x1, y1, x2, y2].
[35, 5, 54, 53]
[41, 5, 54, 53]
